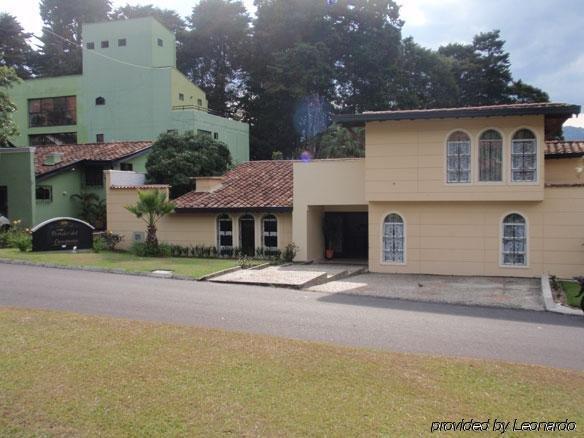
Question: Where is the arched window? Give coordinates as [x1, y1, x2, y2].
[479, 129, 503, 182]
[446, 131, 471, 183]
[217, 214, 233, 255]
[511, 129, 537, 182]
[95, 96, 105, 106]
[262, 215, 278, 253]
[382, 213, 405, 263]
[502, 213, 527, 266]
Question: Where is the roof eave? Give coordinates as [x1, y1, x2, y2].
[174, 206, 292, 213]
[335, 105, 581, 125]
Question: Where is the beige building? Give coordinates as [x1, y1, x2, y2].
[107, 102, 584, 278]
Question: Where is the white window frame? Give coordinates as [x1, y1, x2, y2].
[500, 212, 528, 268]
[445, 130, 472, 184]
[262, 214, 278, 251]
[510, 128, 538, 184]
[477, 128, 504, 183]
[381, 212, 406, 265]
[217, 214, 233, 254]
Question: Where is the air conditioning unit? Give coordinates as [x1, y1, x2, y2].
[43, 152, 64, 166]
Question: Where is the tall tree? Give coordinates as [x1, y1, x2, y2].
[438, 30, 548, 106]
[0, 67, 20, 146]
[179, 0, 250, 117]
[0, 14, 36, 79]
[508, 79, 549, 103]
[109, 4, 186, 33]
[396, 38, 458, 109]
[35, 0, 111, 76]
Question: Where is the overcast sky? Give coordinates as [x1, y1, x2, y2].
[3, 0, 583, 127]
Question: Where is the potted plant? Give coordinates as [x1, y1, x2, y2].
[322, 215, 337, 259]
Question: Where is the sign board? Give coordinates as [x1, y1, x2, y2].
[32, 217, 94, 251]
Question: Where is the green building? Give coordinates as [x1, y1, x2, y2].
[1, 17, 249, 229]
[8, 17, 249, 162]
[0, 141, 152, 228]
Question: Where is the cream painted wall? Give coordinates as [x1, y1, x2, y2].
[369, 186, 584, 278]
[293, 159, 366, 260]
[105, 172, 292, 251]
[365, 115, 546, 201]
[545, 158, 583, 185]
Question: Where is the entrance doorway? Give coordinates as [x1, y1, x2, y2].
[239, 214, 255, 256]
[0, 186, 7, 217]
[324, 212, 368, 259]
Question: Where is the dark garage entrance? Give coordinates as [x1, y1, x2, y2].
[324, 212, 368, 259]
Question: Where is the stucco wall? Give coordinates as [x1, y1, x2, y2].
[545, 158, 582, 185]
[365, 115, 545, 201]
[106, 172, 292, 251]
[368, 186, 584, 278]
[292, 159, 366, 261]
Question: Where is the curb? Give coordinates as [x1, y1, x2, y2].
[541, 273, 582, 316]
[0, 258, 224, 283]
[198, 265, 242, 281]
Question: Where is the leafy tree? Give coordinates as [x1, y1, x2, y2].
[0, 67, 20, 146]
[438, 30, 548, 106]
[0, 14, 36, 79]
[508, 79, 549, 103]
[70, 192, 106, 229]
[125, 189, 175, 253]
[308, 125, 364, 159]
[179, 0, 250, 116]
[396, 38, 458, 109]
[146, 132, 232, 198]
[109, 4, 186, 33]
[35, 0, 111, 76]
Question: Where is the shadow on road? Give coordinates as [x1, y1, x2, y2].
[318, 292, 584, 328]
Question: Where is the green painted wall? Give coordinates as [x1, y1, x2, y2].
[0, 148, 35, 227]
[9, 75, 83, 147]
[6, 17, 249, 161]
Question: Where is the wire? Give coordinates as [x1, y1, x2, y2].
[32, 28, 173, 71]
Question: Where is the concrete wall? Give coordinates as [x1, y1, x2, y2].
[0, 148, 35, 227]
[35, 169, 83, 225]
[368, 186, 584, 278]
[293, 159, 366, 260]
[365, 115, 545, 201]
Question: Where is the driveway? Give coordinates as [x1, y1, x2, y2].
[309, 273, 544, 311]
[0, 263, 582, 369]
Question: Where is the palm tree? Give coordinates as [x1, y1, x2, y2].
[125, 190, 174, 251]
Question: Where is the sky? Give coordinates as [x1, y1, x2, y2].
[3, 0, 583, 127]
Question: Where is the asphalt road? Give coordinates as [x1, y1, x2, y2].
[1, 263, 583, 370]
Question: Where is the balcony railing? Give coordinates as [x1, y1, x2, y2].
[172, 104, 224, 117]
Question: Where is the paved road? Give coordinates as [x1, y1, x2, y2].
[1, 263, 583, 369]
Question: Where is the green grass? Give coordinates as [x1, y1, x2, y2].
[0, 248, 242, 279]
[560, 281, 584, 308]
[0, 308, 583, 436]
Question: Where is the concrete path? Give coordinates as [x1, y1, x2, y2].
[210, 263, 365, 288]
[309, 273, 544, 311]
[0, 263, 583, 369]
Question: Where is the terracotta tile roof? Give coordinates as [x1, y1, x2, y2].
[545, 140, 584, 157]
[174, 160, 293, 211]
[35, 141, 152, 177]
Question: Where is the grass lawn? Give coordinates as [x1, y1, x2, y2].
[1, 309, 583, 436]
[560, 280, 584, 309]
[0, 248, 242, 280]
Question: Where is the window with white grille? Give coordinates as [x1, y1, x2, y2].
[446, 131, 471, 183]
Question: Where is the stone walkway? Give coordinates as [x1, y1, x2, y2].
[308, 273, 544, 311]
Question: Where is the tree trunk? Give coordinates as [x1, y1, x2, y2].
[146, 224, 158, 249]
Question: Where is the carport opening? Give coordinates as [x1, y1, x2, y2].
[323, 212, 368, 261]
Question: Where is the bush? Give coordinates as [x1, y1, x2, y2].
[238, 255, 254, 269]
[282, 242, 298, 263]
[3, 220, 32, 252]
[130, 241, 172, 257]
[101, 231, 123, 251]
[92, 236, 107, 253]
[0, 230, 9, 248]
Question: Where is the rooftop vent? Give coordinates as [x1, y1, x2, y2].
[43, 152, 64, 166]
